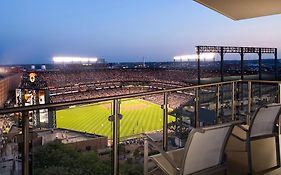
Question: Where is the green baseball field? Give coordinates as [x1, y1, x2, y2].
[56, 99, 175, 138]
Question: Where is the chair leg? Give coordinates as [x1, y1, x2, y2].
[275, 135, 281, 167]
[246, 139, 253, 175]
[224, 167, 227, 175]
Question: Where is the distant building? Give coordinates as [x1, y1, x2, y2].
[0, 72, 22, 108]
[35, 128, 108, 152]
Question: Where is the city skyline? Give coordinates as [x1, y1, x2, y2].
[0, 0, 281, 64]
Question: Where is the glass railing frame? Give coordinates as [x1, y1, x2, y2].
[1, 79, 281, 175]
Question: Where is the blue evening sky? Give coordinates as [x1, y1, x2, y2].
[0, 0, 281, 64]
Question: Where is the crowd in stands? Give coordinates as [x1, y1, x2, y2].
[143, 92, 193, 110]
[40, 69, 200, 88]
[50, 84, 193, 110]
[50, 86, 151, 103]
[36, 68, 220, 109]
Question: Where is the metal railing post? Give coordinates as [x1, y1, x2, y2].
[162, 92, 168, 151]
[247, 81, 252, 125]
[144, 137, 148, 175]
[275, 48, 278, 80]
[197, 46, 201, 85]
[195, 88, 200, 127]
[22, 112, 29, 175]
[240, 82, 244, 111]
[241, 47, 244, 80]
[258, 83, 262, 105]
[231, 82, 236, 120]
[112, 99, 120, 175]
[278, 83, 281, 134]
[279, 83, 281, 104]
[216, 85, 220, 123]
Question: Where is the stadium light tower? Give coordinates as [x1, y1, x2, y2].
[174, 53, 215, 85]
[174, 53, 215, 62]
[52, 56, 98, 64]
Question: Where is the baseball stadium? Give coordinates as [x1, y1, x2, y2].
[1, 1, 281, 174]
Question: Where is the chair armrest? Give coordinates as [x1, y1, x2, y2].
[231, 124, 248, 142]
[231, 133, 246, 142]
[237, 124, 249, 132]
[145, 135, 180, 172]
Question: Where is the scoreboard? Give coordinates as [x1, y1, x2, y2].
[15, 72, 55, 128]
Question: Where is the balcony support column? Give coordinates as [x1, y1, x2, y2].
[216, 85, 220, 123]
[232, 82, 236, 120]
[144, 138, 148, 175]
[220, 47, 224, 82]
[195, 88, 200, 127]
[162, 92, 168, 151]
[258, 48, 262, 80]
[22, 112, 29, 175]
[112, 99, 121, 175]
[241, 48, 244, 80]
[278, 83, 281, 134]
[197, 46, 201, 85]
[258, 49, 262, 103]
[278, 83, 281, 104]
[275, 48, 278, 80]
[247, 82, 252, 125]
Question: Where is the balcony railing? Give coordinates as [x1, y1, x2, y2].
[0, 79, 280, 175]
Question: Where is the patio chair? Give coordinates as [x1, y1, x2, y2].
[145, 121, 238, 175]
[232, 103, 281, 174]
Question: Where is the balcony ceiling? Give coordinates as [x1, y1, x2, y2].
[194, 0, 281, 20]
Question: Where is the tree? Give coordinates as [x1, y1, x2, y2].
[32, 140, 111, 175]
[120, 160, 143, 175]
[32, 140, 144, 175]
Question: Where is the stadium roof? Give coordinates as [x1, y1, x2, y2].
[194, 0, 281, 20]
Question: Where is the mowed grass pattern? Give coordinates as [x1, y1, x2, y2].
[56, 99, 175, 138]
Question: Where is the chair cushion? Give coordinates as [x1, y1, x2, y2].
[150, 148, 184, 175]
[250, 104, 280, 138]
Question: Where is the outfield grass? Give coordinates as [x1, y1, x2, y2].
[56, 99, 175, 138]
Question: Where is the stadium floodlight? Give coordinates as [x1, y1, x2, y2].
[53, 56, 98, 64]
[174, 53, 215, 61]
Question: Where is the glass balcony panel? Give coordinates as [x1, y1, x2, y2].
[119, 96, 166, 175]
[167, 90, 194, 148]
[0, 112, 21, 175]
[198, 85, 218, 125]
[219, 83, 234, 122]
[30, 102, 112, 175]
[251, 83, 279, 111]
